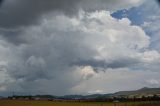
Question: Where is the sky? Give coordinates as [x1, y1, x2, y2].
[0, 0, 160, 96]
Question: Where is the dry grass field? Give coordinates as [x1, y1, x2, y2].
[0, 100, 160, 106]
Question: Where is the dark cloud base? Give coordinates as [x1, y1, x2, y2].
[0, 0, 3, 6]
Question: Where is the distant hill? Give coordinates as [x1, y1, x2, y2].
[5, 87, 160, 100]
[56, 94, 112, 100]
[113, 87, 160, 96]
[58, 87, 160, 99]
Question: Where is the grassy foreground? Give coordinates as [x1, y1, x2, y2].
[0, 100, 160, 106]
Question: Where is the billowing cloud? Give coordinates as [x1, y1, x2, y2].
[0, 8, 160, 96]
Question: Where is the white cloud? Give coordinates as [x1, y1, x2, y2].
[88, 90, 104, 94]
[71, 68, 160, 94]
[0, 10, 159, 95]
[78, 66, 96, 80]
[146, 79, 160, 85]
[141, 51, 160, 62]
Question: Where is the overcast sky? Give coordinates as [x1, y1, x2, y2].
[0, 0, 160, 96]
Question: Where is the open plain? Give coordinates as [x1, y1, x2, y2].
[0, 100, 160, 106]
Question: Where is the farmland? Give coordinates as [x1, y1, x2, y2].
[0, 100, 160, 106]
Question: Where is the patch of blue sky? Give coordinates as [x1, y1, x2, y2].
[112, 0, 160, 51]
[111, 7, 144, 26]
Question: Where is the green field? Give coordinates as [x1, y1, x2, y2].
[0, 100, 160, 106]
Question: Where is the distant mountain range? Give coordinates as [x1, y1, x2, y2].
[113, 87, 160, 96]
[4, 87, 160, 100]
[56, 87, 160, 99]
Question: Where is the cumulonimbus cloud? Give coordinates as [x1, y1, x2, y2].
[0, 0, 160, 96]
[0, 10, 159, 95]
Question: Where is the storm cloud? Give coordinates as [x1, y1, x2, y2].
[0, 0, 145, 28]
[0, 0, 145, 45]
[0, 0, 160, 96]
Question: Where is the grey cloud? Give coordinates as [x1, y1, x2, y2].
[0, 0, 144, 28]
[72, 57, 139, 70]
[0, 1, 159, 96]
[0, 29, 26, 45]
[0, 0, 144, 45]
[0, 0, 3, 6]
[157, 0, 160, 4]
[107, 58, 140, 69]
[0, 0, 80, 28]
[0, 11, 156, 95]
